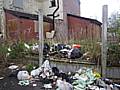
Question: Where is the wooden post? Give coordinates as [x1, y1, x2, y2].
[101, 5, 108, 78]
[38, 9, 44, 66]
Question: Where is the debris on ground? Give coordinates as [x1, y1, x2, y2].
[0, 59, 120, 90]
[0, 77, 4, 80]
[8, 65, 18, 70]
[17, 70, 30, 80]
[18, 80, 29, 86]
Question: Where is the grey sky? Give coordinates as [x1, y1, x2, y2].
[80, 0, 120, 21]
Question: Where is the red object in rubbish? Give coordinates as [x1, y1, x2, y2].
[72, 44, 81, 48]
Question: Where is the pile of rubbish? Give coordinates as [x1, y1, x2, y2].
[7, 60, 120, 90]
[48, 43, 84, 59]
[30, 43, 89, 60]
[24, 43, 83, 59]
[72, 67, 118, 90]
[6, 42, 92, 60]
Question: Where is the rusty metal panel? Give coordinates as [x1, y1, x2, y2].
[5, 12, 35, 41]
[5, 10, 52, 42]
[5, 12, 19, 40]
[67, 15, 102, 41]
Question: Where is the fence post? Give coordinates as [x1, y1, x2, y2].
[38, 9, 44, 66]
[101, 5, 108, 78]
[0, 0, 6, 39]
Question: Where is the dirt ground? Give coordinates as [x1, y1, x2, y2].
[0, 77, 50, 90]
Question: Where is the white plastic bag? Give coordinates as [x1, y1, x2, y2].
[17, 71, 30, 80]
[56, 80, 73, 90]
[41, 60, 51, 70]
[31, 67, 42, 77]
[8, 65, 18, 70]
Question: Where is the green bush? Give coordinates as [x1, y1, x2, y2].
[9, 42, 28, 59]
[107, 43, 120, 66]
[26, 64, 34, 72]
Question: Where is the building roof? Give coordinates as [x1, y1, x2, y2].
[4, 9, 53, 23]
[67, 14, 102, 26]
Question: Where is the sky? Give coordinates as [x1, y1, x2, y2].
[80, 0, 120, 21]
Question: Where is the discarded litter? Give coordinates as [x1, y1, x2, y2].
[44, 84, 52, 89]
[18, 80, 29, 86]
[8, 65, 18, 70]
[17, 70, 30, 80]
[33, 84, 37, 87]
[0, 77, 4, 80]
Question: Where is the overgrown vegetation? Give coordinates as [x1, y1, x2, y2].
[107, 12, 120, 66]
[68, 39, 101, 63]
[26, 64, 34, 73]
[8, 42, 28, 59]
[0, 42, 8, 64]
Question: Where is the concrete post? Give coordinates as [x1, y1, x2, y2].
[0, 0, 6, 39]
[38, 9, 44, 66]
[101, 5, 108, 78]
